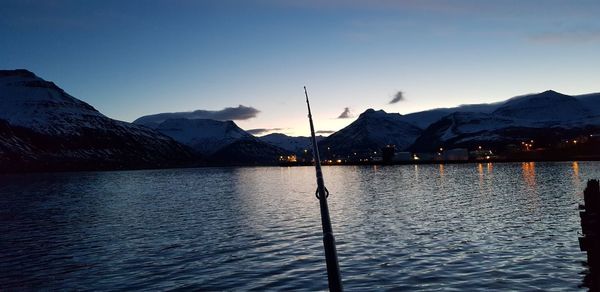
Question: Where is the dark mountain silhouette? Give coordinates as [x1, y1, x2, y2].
[319, 109, 423, 156]
[209, 138, 288, 165]
[259, 133, 323, 153]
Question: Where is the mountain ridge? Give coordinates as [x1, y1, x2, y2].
[2, 69, 599, 170]
[0, 69, 194, 172]
[319, 108, 423, 156]
[259, 133, 323, 153]
[409, 90, 600, 152]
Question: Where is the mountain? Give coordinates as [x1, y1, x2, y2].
[209, 138, 288, 165]
[401, 90, 600, 129]
[400, 102, 502, 129]
[0, 69, 193, 172]
[134, 117, 252, 155]
[410, 112, 521, 151]
[133, 114, 289, 164]
[410, 90, 600, 152]
[492, 90, 593, 122]
[259, 133, 323, 153]
[577, 92, 600, 116]
[319, 109, 423, 156]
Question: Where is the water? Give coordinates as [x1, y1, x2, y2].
[0, 162, 597, 290]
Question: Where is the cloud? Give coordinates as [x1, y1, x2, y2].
[316, 130, 335, 134]
[389, 91, 405, 104]
[337, 107, 353, 119]
[134, 105, 259, 125]
[246, 128, 286, 135]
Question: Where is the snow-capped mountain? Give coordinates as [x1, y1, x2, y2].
[134, 117, 253, 155]
[492, 90, 593, 122]
[259, 133, 323, 153]
[133, 114, 289, 164]
[401, 90, 600, 129]
[410, 112, 519, 151]
[0, 70, 109, 135]
[0, 69, 193, 172]
[400, 102, 502, 129]
[410, 90, 600, 151]
[319, 109, 423, 155]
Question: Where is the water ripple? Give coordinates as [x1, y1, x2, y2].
[0, 162, 597, 290]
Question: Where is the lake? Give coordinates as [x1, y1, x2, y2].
[1, 162, 597, 290]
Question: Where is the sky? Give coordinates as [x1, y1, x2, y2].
[2, 0, 600, 136]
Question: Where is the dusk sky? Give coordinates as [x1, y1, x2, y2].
[2, 0, 600, 136]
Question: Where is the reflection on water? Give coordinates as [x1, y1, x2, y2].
[572, 162, 583, 197]
[0, 162, 598, 290]
[522, 162, 537, 189]
[413, 164, 419, 183]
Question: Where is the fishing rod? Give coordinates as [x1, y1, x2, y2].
[304, 86, 343, 292]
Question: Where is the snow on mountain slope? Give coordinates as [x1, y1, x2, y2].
[259, 133, 323, 153]
[411, 94, 600, 152]
[133, 114, 292, 163]
[0, 70, 112, 135]
[410, 112, 516, 151]
[400, 102, 502, 129]
[320, 109, 422, 155]
[135, 118, 253, 155]
[492, 90, 593, 122]
[0, 69, 193, 172]
[399, 90, 598, 129]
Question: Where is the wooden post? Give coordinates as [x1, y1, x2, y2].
[580, 179, 600, 290]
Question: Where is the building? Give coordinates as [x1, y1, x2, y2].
[393, 152, 412, 162]
[444, 148, 469, 161]
[382, 145, 396, 163]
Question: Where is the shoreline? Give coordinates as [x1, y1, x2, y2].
[2, 158, 598, 175]
[279, 157, 600, 167]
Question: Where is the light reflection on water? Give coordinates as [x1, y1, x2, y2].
[522, 162, 537, 189]
[0, 162, 598, 290]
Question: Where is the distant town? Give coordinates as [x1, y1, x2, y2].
[279, 133, 600, 166]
